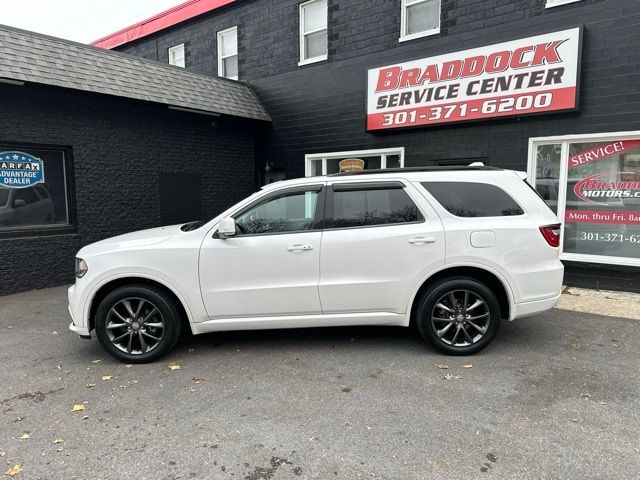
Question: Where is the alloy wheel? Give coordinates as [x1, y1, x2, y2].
[430, 289, 490, 347]
[106, 298, 165, 354]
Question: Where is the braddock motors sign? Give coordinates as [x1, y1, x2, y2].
[0, 151, 45, 188]
[367, 27, 582, 131]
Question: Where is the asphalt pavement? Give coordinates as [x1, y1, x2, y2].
[0, 285, 638, 480]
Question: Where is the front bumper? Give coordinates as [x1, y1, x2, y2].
[68, 285, 91, 338]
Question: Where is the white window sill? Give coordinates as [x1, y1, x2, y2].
[399, 27, 440, 43]
[545, 0, 581, 8]
[298, 54, 328, 67]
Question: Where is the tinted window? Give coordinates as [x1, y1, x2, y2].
[235, 189, 319, 235]
[330, 187, 423, 228]
[422, 182, 524, 217]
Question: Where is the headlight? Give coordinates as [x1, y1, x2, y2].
[75, 258, 88, 278]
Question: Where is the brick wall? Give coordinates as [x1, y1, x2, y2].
[117, 0, 639, 177]
[0, 83, 256, 295]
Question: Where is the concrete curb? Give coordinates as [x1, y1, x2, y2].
[555, 286, 640, 320]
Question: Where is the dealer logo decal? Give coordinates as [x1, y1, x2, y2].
[574, 172, 640, 205]
[0, 151, 45, 189]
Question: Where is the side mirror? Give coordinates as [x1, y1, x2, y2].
[218, 217, 237, 238]
[13, 199, 27, 208]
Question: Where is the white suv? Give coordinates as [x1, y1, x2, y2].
[68, 167, 564, 362]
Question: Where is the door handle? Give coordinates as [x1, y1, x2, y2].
[408, 237, 436, 245]
[287, 244, 313, 252]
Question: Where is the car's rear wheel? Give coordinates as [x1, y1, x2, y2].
[95, 285, 182, 363]
[416, 277, 501, 355]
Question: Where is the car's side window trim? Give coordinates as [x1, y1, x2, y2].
[219, 184, 326, 238]
[324, 182, 426, 231]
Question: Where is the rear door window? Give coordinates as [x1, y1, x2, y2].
[421, 182, 524, 217]
[328, 183, 423, 228]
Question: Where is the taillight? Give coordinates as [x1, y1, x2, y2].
[539, 224, 561, 247]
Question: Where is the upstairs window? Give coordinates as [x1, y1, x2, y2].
[217, 26, 238, 80]
[168, 44, 185, 68]
[299, 0, 328, 66]
[400, 0, 441, 42]
[421, 182, 524, 217]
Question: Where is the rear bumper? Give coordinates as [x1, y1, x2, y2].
[511, 292, 562, 320]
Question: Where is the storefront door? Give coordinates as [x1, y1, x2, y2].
[528, 131, 640, 267]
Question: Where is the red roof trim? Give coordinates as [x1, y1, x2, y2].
[92, 0, 236, 50]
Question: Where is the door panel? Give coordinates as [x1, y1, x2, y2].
[319, 183, 445, 314]
[199, 185, 325, 319]
[199, 232, 323, 318]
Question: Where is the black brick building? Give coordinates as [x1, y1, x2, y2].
[0, 25, 269, 295]
[2, 0, 640, 295]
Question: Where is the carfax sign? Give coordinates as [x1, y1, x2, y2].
[0, 151, 45, 188]
[367, 27, 582, 131]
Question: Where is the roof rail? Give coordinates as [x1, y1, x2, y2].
[329, 166, 503, 177]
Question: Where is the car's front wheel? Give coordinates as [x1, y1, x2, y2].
[94, 284, 182, 363]
[416, 277, 501, 355]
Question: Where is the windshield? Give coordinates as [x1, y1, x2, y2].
[0, 188, 9, 207]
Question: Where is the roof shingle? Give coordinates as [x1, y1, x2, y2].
[0, 24, 270, 122]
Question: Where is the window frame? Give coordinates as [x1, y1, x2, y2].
[299, 0, 328, 66]
[528, 130, 640, 268]
[305, 147, 405, 177]
[222, 185, 326, 238]
[217, 26, 239, 80]
[168, 44, 186, 68]
[324, 181, 426, 231]
[400, 0, 441, 43]
[545, 0, 582, 8]
[0, 142, 76, 239]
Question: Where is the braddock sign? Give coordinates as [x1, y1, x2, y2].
[0, 151, 45, 188]
[367, 27, 582, 131]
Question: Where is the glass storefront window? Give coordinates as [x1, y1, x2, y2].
[534, 143, 562, 214]
[0, 145, 73, 235]
[529, 133, 640, 267]
[305, 148, 405, 176]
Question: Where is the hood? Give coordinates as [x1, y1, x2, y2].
[78, 224, 185, 256]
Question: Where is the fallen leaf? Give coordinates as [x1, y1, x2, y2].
[53, 438, 64, 444]
[581, 392, 591, 399]
[436, 364, 449, 370]
[20, 433, 30, 440]
[71, 404, 85, 412]
[91, 359, 102, 364]
[86, 383, 96, 388]
[101, 375, 112, 382]
[444, 374, 461, 380]
[4, 464, 22, 476]
[463, 364, 473, 369]
[193, 377, 204, 384]
[169, 364, 181, 371]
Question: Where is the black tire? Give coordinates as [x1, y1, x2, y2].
[416, 277, 501, 355]
[95, 284, 182, 363]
